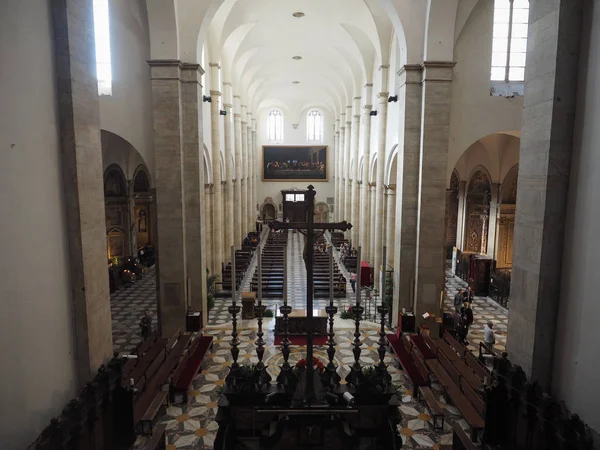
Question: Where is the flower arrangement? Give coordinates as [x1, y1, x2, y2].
[295, 356, 325, 372]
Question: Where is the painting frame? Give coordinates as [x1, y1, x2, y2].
[262, 145, 328, 182]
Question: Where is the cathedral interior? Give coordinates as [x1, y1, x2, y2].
[1, 0, 600, 449]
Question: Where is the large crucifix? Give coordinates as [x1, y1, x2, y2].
[270, 185, 352, 404]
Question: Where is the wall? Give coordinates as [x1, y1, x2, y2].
[99, 0, 155, 180]
[0, 2, 77, 448]
[256, 107, 335, 209]
[447, 0, 524, 184]
[552, 0, 600, 435]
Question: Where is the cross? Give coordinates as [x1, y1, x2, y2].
[269, 185, 352, 404]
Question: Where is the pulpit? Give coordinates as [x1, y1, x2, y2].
[241, 291, 256, 319]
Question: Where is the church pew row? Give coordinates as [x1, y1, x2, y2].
[171, 335, 214, 404]
[386, 334, 429, 396]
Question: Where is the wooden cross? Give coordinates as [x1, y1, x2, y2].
[269, 185, 352, 403]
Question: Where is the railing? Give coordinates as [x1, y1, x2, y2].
[489, 268, 511, 308]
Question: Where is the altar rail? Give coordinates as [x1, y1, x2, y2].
[481, 354, 594, 449]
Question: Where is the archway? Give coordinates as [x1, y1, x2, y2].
[445, 170, 460, 257]
[464, 168, 492, 254]
[314, 202, 329, 223]
[262, 203, 276, 221]
[104, 164, 128, 263]
[496, 164, 519, 269]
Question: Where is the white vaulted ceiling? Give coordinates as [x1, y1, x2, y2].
[204, 0, 394, 114]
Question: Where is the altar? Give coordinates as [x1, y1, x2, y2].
[275, 308, 328, 336]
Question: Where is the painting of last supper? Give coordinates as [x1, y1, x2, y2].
[262, 145, 328, 181]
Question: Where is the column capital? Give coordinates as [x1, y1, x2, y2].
[224, 103, 233, 108]
[222, 81, 232, 86]
[379, 64, 390, 70]
[353, 96, 362, 100]
[353, 115, 361, 120]
[398, 64, 423, 86]
[385, 184, 396, 192]
[421, 61, 455, 82]
[378, 92, 389, 99]
[364, 83, 374, 87]
[210, 90, 222, 96]
[234, 113, 241, 119]
[233, 95, 241, 99]
[209, 62, 221, 69]
[363, 104, 373, 110]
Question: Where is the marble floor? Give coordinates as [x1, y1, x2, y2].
[111, 236, 508, 449]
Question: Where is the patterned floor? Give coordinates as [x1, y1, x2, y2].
[110, 237, 509, 449]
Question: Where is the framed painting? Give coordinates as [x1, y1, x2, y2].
[262, 145, 327, 181]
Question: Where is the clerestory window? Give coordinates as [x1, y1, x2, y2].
[268, 110, 284, 141]
[306, 110, 323, 141]
[491, 0, 529, 83]
[93, 0, 112, 95]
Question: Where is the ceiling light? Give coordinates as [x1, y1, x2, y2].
[292, 12, 305, 18]
[293, 81, 300, 84]
[292, 56, 302, 61]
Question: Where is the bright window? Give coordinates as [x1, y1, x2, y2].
[491, 0, 529, 82]
[286, 194, 295, 201]
[306, 109, 323, 141]
[93, 0, 112, 95]
[268, 110, 284, 141]
[295, 194, 305, 202]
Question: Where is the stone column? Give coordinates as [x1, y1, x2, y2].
[52, 0, 112, 382]
[252, 118, 258, 227]
[373, 89, 389, 292]
[393, 65, 423, 322]
[455, 181, 467, 250]
[350, 97, 361, 245]
[343, 106, 352, 233]
[385, 186, 396, 266]
[222, 83, 234, 261]
[149, 60, 187, 336]
[334, 120, 340, 222]
[359, 86, 373, 261]
[233, 96, 243, 248]
[338, 114, 346, 223]
[369, 184, 377, 263]
[507, 0, 583, 387]
[205, 183, 213, 267]
[486, 183, 500, 257]
[127, 180, 137, 255]
[181, 63, 207, 322]
[247, 114, 254, 231]
[209, 64, 223, 275]
[413, 62, 454, 320]
[241, 105, 248, 237]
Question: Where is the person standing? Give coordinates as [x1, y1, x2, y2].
[350, 271, 357, 293]
[454, 289, 463, 313]
[456, 306, 468, 344]
[139, 310, 153, 340]
[483, 321, 496, 352]
[464, 301, 474, 344]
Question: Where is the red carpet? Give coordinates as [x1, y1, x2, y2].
[274, 335, 329, 346]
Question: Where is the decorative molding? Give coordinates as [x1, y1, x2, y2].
[363, 105, 373, 110]
[378, 92, 389, 99]
[222, 81, 232, 86]
[353, 96, 362, 100]
[208, 62, 221, 69]
[353, 115, 360, 120]
[223, 103, 233, 108]
[379, 64, 390, 70]
[210, 90, 222, 96]
[233, 95, 241, 99]
[364, 83, 374, 87]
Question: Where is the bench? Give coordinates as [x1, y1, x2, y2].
[387, 334, 429, 396]
[451, 420, 478, 450]
[140, 423, 167, 450]
[171, 335, 214, 403]
[139, 390, 168, 436]
[410, 334, 438, 359]
[418, 386, 444, 430]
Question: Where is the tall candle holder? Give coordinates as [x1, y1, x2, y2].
[377, 304, 391, 385]
[277, 245, 295, 389]
[254, 252, 271, 387]
[226, 246, 241, 387]
[324, 249, 340, 387]
[345, 247, 363, 386]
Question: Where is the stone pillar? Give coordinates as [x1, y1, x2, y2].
[455, 181, 467, 250]
[233, 96, 243, 248]
[223, 83, 234, 261]
[486, 183, 500, 257]
[350, 97, 361, 245]
[127, 180, 137, 255]
[359, 86, 373, 261]
[241, 105, 248, 237]
[393, 65, 422, 321]
[209, 75, 223, 274]
[343, 106, 352, 233]
[507, 0, 583, 387]
[52, 0, 112, 382]
[205, 183, 213, 268]
[252, 119, 258, 227]
[334, 120, 340, 222]
[413, 62, 454, 320]
[369, 184, 377, 263]
[373, 89, 389, 292]
[385, 186, 396, 266]
[247, 114, 254, 231]
[338, 114, 346, 223]
[181, 63, 207, 322]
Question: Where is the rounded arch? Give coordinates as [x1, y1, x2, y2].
[314, 201, 330, 223]
[385, 144, 398, 185]
[101, 129, 150, 182]
[369, 154, 378, 183]
[203, 144, 213, 185]
[450, 169, 460, 191]
[500, 164, 519, 204]
[467, 165, 492, 194]
[103, 164, 127, 197]
[260, 197, 277, 221]
[133, 165, 151, 192]
[146, 0, 179, 60]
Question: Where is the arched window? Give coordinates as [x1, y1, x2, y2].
[491, 0, 529, 82]
[93, 0, 112, 96]
[306, 110, 323, 141]
[268, 110, 283, 141]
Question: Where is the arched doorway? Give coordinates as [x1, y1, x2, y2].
[497, 165, 518, 269]
[262, 203, 277, 221]
[464, 168, 491, 254]
[314, 202, 329, 223]
[104, 164, 128, 262]
[133, 166, 154, 250]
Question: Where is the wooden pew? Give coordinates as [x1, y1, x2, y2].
[171, 336, 214, 403]
[140, 423, 167, 450]
[418, 386, 445, 430]
[387, 334, 429, 396]
[451, 420, 478, 450]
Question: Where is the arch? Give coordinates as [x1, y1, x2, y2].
[385, 144, 398, 185]
[467, 165, 492, 193]
[306, 109, 324, 141]
[450, 169, 460, 191]
[314, 202, 330, 223]
[133, 165, 151, 192]
[369, 154, 378, 183]
[424, 0, 459, 61]
[500, 164, 519, 204]
[103, 164, 127, 197]
[203, 144, 213, 185]
[145, 0, 179, 60]
[260, 197, 277, 221]
[268, 109, 284, 141]
[464, 166, 492, 254]
[101, 129, 149, 182]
